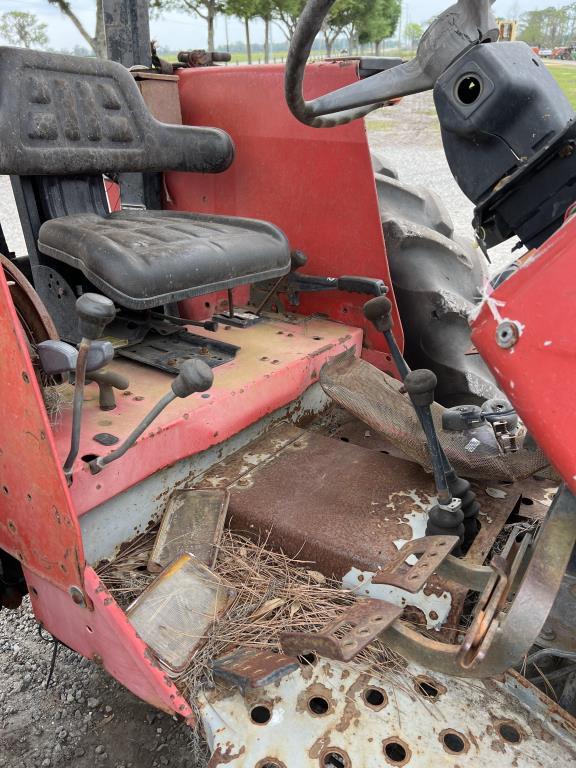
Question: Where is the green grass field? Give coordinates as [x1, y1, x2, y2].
[546, 64, 576, 108]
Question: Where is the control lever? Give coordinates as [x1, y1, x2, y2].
[37, 339, 115, 376]
[403, 370, 465, 548]
[363, 296, 480, 549]
[288, 273, 386, 306]
[86, 369, 129, 411]
[37, 339, 128, 411]
[63, 294, 116, 482]
[151, 310, 219, 333]
[255, 250, 308, 315]
[89, 359, 213, 474]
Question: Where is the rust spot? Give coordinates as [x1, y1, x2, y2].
[309, 734, 332, 760]
[103, 597, 113, 606]
[336, 673, 369, 732]
[297, 682, 335, 717]
[208, 744, 246, 767]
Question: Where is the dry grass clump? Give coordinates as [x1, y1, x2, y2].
[97, 527, 405, 705]
[41, 381, 72, 426]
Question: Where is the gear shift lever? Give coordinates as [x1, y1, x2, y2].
[403, 370, 464, 548]
[364, 296, 480, 550]
[63, 294, 116, 482]
[89, 359, 213, 474]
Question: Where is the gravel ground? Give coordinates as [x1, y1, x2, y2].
[0, 89, 520, 766]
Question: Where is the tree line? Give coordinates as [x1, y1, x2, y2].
[0, 1, 401, 63]
[519, 4, 576, 48]
[154, 0, 402, 63]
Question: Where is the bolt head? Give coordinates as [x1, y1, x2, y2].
[496, 320, 521, 349]
[69, 586, 86, 607]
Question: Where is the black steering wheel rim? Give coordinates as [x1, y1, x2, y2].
[284, 0, 499, 128]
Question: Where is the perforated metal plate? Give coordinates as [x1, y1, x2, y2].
[199, 661, 576, 767]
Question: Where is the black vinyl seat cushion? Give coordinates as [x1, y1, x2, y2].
[37, 210, 291, 310]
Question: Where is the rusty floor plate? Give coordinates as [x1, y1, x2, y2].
[198, 423, 519, 635]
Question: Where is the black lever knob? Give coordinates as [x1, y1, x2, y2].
[402, 369, 437, 407]
[363, 295, 393, 332]
[290, 250, 308, 271]
[76, 294, 116, 341]
[171, 359, 214, 398]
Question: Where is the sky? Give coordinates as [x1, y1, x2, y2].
[0, 0, 567, 52]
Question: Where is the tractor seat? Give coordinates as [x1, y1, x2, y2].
[37, 210, 291, 310]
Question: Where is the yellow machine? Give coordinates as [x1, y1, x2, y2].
[498, 19, 518, 42]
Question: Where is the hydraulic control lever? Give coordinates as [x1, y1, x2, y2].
[363, 296, 480, 549]
[287, 273, 386, 306]
[255, 250, 308, 316]
[89, 359, 213, 474]
[37, 339, 129, 411]
[402, 370, 464, 549]
[63, 294, 116, 483]
[37, 339, 115, 376]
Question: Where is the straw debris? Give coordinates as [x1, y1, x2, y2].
[97, 527, 406, 714]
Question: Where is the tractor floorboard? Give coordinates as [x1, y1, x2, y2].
[198, 423, 518, 635]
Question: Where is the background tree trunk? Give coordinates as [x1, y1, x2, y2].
[245, 17, 252, 64]
[94, 0, 107, 57]
[264, 16, 270, 63]
[207, 9, 215, 50]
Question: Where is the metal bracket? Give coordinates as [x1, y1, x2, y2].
[371, 535, 459, 592]
[280, 598, 402, 662]
[379, 486, 576, 678]
[459, 529, 532, 669]
[492, 420, 519, 453]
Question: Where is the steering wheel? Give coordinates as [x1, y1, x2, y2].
[285, 0, 499, 128]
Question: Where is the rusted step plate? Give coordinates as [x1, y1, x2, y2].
[371, 536, 459, 592]
[280, 598, 402, 662]
[198, 424, 518, 634]
[213, 648, 300, 694]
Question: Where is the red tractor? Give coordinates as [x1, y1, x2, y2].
[1, 0, 576, 764]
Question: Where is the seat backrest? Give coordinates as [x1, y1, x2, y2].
[0, 46, 234, 177]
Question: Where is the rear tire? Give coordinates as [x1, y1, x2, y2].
[374, 159, 500, 406]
